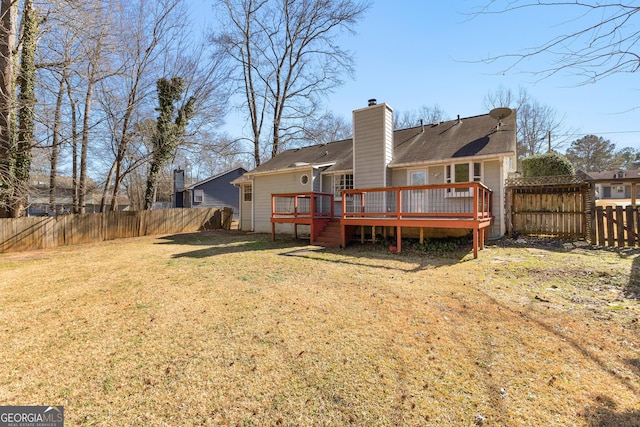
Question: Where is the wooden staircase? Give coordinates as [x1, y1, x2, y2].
[312, 218, 342, 248]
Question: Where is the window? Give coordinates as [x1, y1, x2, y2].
[334, 174, 353, 199]
[243, 184, 252, 202]
[300, 174, 309, 185]
[445, 162, 482, 196]
[193, 189, 204, 203]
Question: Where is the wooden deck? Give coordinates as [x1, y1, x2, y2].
[271, 182, 493, 258]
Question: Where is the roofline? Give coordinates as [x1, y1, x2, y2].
[186, 166, 247, 190]
[243, 164, 314, 178]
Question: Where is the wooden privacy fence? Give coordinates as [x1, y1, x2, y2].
[506, 177, 589, 240]
[592, 205, 640, 247]
[0, 207, 233, 253]
[506, 175, 640, 248]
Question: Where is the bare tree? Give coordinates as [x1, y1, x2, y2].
[300, 111, 351, 145]
[213, 0, 369, 166]
[99, 0, 191, 212]
[394, 104, 448, 130]
[474, 2, 640, 84]
[483, 86, 568, 164]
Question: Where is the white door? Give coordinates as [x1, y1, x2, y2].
[409, 170, 426, 213]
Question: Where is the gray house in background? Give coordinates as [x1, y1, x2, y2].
[174, 167, 247, 217]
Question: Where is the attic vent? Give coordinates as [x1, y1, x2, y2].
[368, 98, 377, 106]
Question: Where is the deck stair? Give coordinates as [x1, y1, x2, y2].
[313, 218, 342, 248]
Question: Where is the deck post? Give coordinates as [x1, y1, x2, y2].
[271, 222, 275, 241]
[341, 223, 347, 248]
[372, 226, 376, 243]
[396, 226, 402, 253]
[473, 226, 479, 259]
[419, 228, 424, 244]
[294, 223, 298, 239]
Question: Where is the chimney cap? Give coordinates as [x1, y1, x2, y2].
[368, 98, 377, 106]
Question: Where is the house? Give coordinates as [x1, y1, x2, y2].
[579, 169, 640, 204]
[233, 101, 517, 256]
[27, 175, 129, 216]
[174, 167, 247, 217]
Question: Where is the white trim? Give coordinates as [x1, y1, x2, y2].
[389, 152, 515, 169]
[245, 165, 317, 178]
[320, 168, 353, 176]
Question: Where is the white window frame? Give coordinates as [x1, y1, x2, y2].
[445, 161, 482, 197]
[333, 173, 353, 200]
[193, 189, 204, 203]
[243, 184, 252, 202]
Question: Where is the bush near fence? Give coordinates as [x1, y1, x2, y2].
[0, 207, 233, 253]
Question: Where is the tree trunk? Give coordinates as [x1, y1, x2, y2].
[13, 0, 38, 217]
[0, 0, 16, 217]
[79, 76, 94, 214]
[49, 72, 66, 213]
[66, 77, 79, 213]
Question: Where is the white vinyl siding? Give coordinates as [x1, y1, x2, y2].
[353, 103, 393, 189]
[253, 170, 313, 233]
[239, 184, 253, 231]
[483, 159, 502, 238]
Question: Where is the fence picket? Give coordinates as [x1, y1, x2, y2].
[626, 206, 636, 246]
[0, 207, 232, 254]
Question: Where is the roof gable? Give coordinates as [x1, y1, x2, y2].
[187, 167, 247, 190]
[246, 111, 516, 176]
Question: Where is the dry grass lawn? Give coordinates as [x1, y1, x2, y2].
[0, 231, 639, 426]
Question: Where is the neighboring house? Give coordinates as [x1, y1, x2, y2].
[27, 176, 129, 216]
[579, 169, 640, 201]
[233, 101, 517, 253]
[174, 167, 247, 217]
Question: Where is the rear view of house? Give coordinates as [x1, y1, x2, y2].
[234, 101, 516, 256]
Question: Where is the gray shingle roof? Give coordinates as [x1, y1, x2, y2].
[247, 111, 516, 175]
[581, 169, 640, 180]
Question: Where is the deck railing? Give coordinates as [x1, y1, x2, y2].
[342, 182, 492, 220]
[271, 192, 334, 219]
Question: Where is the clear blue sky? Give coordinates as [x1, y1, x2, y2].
[190, 1, 639, 151]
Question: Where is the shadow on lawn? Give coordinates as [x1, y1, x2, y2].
[478, 289, 640, 424]
[157, 230, 465, 270]
[582, 395, 640, 427]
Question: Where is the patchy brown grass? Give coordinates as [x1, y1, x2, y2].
[0, 231, 639, 426]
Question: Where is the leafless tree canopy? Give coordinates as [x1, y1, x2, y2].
[483, 86, 569, 163]
[212, 0, 370, 167]
[475, 2, 640, 84]
[394, 105, 449, 130]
